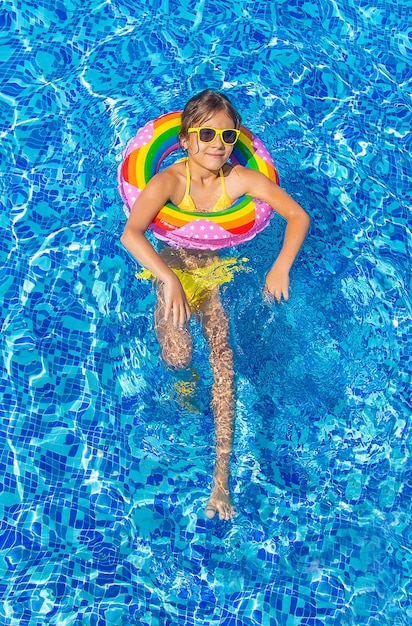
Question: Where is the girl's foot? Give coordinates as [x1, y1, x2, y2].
[205, 482, 235, 521]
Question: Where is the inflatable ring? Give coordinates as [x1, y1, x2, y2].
[119, 111, 279, 250]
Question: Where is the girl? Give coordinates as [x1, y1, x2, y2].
[121, 89, 310, 520]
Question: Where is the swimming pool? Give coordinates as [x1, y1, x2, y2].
[1, 0, 411, 623]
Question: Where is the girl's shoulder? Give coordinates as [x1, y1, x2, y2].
[142, 160, 186, 206]
[224, 162, 249, 179]
[227, 162, 274, 184]
[149, 160, 185, 188]
[224, 162, 277, 199]
[224, 162, 255, 183]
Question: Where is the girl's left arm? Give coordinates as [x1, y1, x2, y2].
[240, 168, 310, 301]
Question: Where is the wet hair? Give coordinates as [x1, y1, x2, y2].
[179, 89, 241, 143]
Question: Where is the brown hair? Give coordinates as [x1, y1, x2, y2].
[179, 89, 241, 142]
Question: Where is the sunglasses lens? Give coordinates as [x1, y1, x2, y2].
[194, 128, 238, 145]
[222, 130, 238, 144]
[198, 128, 216, 143]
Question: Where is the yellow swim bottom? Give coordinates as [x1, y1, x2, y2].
[135, 256, 249, 310]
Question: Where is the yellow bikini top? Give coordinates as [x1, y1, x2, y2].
[177, 160, 232, 213]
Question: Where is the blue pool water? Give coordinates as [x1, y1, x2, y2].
[1, 0, 411, 624]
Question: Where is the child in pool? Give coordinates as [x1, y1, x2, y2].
[121, 89, 310, 521]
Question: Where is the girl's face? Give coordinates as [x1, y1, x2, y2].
[182, 110, 237, 170]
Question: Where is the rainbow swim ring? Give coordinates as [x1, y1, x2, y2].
[119, 111, 279, 250]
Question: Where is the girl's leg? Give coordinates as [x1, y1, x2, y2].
[200, 289, 235, 520]
[154, 282, 192, 370]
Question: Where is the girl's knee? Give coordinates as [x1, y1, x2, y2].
[158, 326, 193, 370]
[162, 346, 192, 370]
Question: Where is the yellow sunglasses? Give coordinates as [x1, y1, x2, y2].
[188, 127, 240, 145]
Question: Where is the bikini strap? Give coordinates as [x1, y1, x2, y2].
[184, 160, 191, 197]
[219, 166, 227, 195]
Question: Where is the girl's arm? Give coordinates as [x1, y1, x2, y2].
[237, 167, 310, 301]
[120, 171, 191, 326]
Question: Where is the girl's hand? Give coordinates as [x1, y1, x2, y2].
[264, 264, 290, 302]
[163, 274, 192, 327]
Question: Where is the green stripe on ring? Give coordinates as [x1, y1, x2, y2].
[144, 125, 180, 183]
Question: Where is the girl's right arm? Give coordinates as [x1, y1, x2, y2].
[120, 171, 191, 327]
